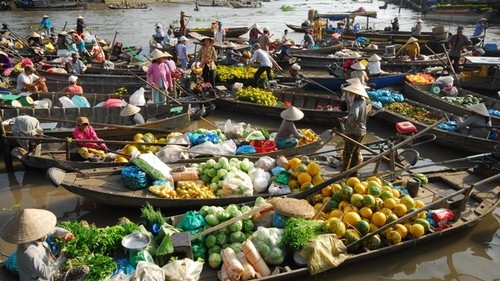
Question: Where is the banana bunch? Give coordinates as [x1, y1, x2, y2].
[113, 87, 128, 95]
[236, 87, 278, 106]
[405, 73, 436, 85]
[298, 129, 319, 145]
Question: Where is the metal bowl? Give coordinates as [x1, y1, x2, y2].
[121, 232, 151, 250]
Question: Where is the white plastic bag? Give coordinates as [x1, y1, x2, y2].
[129, 87, 146, 106]
[131, 261, 164, 281]
[162, 258, 203, 281]
[248, 168, 271, 193]
[222, 169, 254, 197]
[188, 140, 237, 156]
[71, 95, 91, 108]
[255, 156, 275, 170]
[435, 76, 454, 87]
[224, 119, 246, 139]
[156, 145, 190, 163]
[58, 96, 77, 108]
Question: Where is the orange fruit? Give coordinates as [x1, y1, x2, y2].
[380, 207, 393, 217]
[306, 161, 321, 176]
[393, 203, 408, 217]
[383, 198, 397, 210]
[394, 223, 408, 239]
[386, 213, 399, 224]
[322, 186, 333, 197]
[288, 158, 302, 171]
[350, 194, 364, 208]
[346, 177, 361, 188]
[380, 190, 394, 201]
[371, 211, 387, 227]
[400, 195, 416, 209]
[368, 185, 382, 197]
[342, 211, 362, 227]
[414, 199, 425, 209]
[297, 172, 312, 185]
[391, 188, 401, 198]
[354, 183, 367, 194]
[329, 209, 343, 219]
[359, 207, 373, 219]
[410, 223, 425, 238]
[355, 220, 370, 236]
[330, 183, 343, 192]
[327, 218, 346, 238]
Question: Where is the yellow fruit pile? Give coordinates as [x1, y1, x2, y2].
[309, 175, 429, 252]
[236, 87, 278, 106]
[405, 73, 436, 85]
[286, 158, 324, 192]
[298, 129, 319, 145]
[216, 65, 271, 83]
[119, 132, 169, 159]
[175, 182, 216, 199]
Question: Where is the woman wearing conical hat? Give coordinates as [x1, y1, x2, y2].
[121, 103, 145, 125]
[0, 208, 78, 281]
[146, 49, 173, 104]
[350, 61, 369, 85]
[367, 54, 385, 76]
[397, 37, 420, 60]
[276, 106, 305, 149]
[341, 82, 369, 176]
[456, 103, 492, 139]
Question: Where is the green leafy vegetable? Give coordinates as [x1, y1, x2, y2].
[281, 217, 327, 251]
[140, 203, 166, 226]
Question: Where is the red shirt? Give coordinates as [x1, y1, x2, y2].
[73, 125, 108, 150]
[62, 84, 83, 94]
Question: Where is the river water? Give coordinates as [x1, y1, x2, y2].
[1, 1, 499, 280]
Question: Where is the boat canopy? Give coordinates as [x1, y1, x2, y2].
[316, 11, 377, 21]
[465, 56, 500, 66]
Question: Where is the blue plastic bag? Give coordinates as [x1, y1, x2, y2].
[236, 145, 256, 155]
[121, 165, 149, 190]
[112, 258, 135, 277]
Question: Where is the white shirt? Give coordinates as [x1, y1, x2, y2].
[250, 49, 272, 67]
[16, 72, 39, 91]
[214, 27, 226, 42]
[367, 61, 382, 75]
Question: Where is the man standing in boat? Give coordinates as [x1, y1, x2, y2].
[180, 11, 191, 36]
[447, 26, 471, 73]
[411, 18, 423, 36]
[40, 15, 52, 37]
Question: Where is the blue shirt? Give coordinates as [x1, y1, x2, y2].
[41, 18, 52, 29]
[473, 23, 486, 37]
[176, 43, 187, 59]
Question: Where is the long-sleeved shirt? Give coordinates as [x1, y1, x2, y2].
[456, 115, 491, 139]
[40, 18, 52, 30]
[196, 46, 217, 70]
[257, 34, 271, 52]
[350, 70, 369, 85]
[448, 34, 471, 57]
[12, 115, 43, 150]
[17, 227, 69, 281]
[345, 98, 367, 136]
[250, 49, 272, 67]
[73, 125, 108, 150]
[367, 61, 382, 75]
[276, 119, 302, 140]
[397, 42, 420, 58]
[146, 62, 173, 89]
[66, 58, 87, 74]
[411, 23, 422, 36]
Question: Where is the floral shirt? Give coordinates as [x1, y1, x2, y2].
[197, 46, 217, 70]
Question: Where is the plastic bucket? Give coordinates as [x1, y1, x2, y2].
[19, 96, 34, 106]
[5, 100, 22, 107]
[250, 140, 276, 153]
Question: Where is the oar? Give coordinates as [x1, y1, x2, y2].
[111, 31, 118, 51]
[35, 116, 176, 135]
[300, 117, 446, 198]
[298, 73, 342, 97]
[348, 172, 500, 250]
[408, 152, 496, 170]
[423, 44, 450, 71]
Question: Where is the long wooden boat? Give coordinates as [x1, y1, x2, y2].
[107, 3, 148, 9]
[423, 6, 495, 24]
[15, 0, 87, 10]
[173, 27, 250, 39]
[460, 56, 500, 92]
[374, 99, 499, 154]
[213, 89, 346, 127]
[403, 80, 500, 126]
[36, 68, 145, 87]
[291, 73, 406, 91]
[230, 1, 262, 8]
[289, 43, 344, 55]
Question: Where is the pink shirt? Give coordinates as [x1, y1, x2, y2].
[146, 62, 173, 89]
[72, 125, 108, 150]
[62, 84, 83, 94]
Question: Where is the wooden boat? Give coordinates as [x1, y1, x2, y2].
[423, 5, 495, 24]
[230, 1, 262, 8]
[289, 43, 344, 55]
[281, 73, 406, 91]
[43, 164, 500, 279]
[341, 30, 446, 45]
[213, 89, 346, 127]
[403, 80, 500, 126]
[107, 3, 148, 9]
[36, 68, 145, 87]
[173, 26, 250, 39]
[374, 99, 499, 154]
[15, 0, 87, 10]
[460, 56, 500, 92]
[195, 0, 230, 7]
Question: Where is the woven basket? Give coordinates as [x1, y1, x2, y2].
[271, 198, 315, 219]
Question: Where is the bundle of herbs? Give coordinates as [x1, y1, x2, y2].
[58, 219, 138, 280]
[281, 217, 328, 251]
[141, 202, 166, 227]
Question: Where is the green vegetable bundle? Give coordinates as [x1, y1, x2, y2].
[281, 217, 327, 251]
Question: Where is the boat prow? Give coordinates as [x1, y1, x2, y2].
[47, 167, 66, 187]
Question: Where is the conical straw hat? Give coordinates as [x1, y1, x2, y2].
[30, 32, 41, 38]
[250, 23, 260, 30]
[351, 61, 366, 70]
[150, 49, 168, 61]
[120, 104, 141, 116]
[368, 54, 382, 62]
[282, 40, 293, 46]
[407, 37, 418, 44]
[348, 52, 361, 59]
[467, 103, 489, 117]
[280, 106, 304, 121]
[343, 82, 369, 98]
[0, 208, 56, 244]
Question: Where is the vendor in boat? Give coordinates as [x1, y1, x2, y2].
[249, 23, 262, 46]
[28, 31, 42, 47]
[90, 39, 106, 63]
[196, 36, 217, 88]
[16, 64, 48, 92]
[0, 50, 13, 77]
[224, 42, 243, 65]
[214, 21, 226, 43]
[455, 103, 492, 139]
[177, 36, 189, 71]
[367, 54, 385, 76]
[472, 18, 488, 38]
[120, 103, 145, 125]
[447, 26, 471, 73]
[396, 37, 420, 60]
[249, 43, 281, 88]
[69, 29, 85, 55]
[76, 15, 85, 38]
[411, 18, 423, 36]
[147, 49, 174, 104]
[340, 81, 368, 176]
[275, 106, 305, 149]
[350, 61, 369, 85]
[73, 116, 109, 162]
[335, 22, 345, 35]
[281, 29, 289, 42]
[391, 17, 399, 32]
[180, 11, 191, 36]
[303, 29, 315, 50]
[257, 27, 272, 52]
[342, 52, 360, 78]
[11, 115, 43, 153]
[0, 208, 81, 281]
[313, 16, 323, 42]
[278, 40, 294, 62]
[65, 52, 87, 75]
[60, 75, 83, 94]
[40, 15, 52, 37]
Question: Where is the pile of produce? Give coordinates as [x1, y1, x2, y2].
[216, 65, 270, 85]
[441, 95, 483, 107]
[406, 73, 436, 85]
[117, 133, 166, 162]
[367, 89, 404, 108]
[235, 87, 278, 106]
[298, 129, 319, 145]
[112, 86, 128, 96]
[307, 175, 432, 252]
[385, 102, 440, 124]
